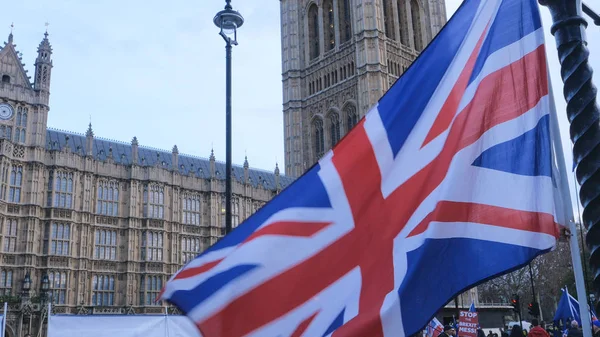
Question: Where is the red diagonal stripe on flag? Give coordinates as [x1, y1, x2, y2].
[172, 221, 330, 281]
[243, 221, 332, 243]
[407, 201, 560, 237]
[422, 22, 491, 147]
[174, 259, 224, 280]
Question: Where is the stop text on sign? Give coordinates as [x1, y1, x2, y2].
[458, 310, 479, 337]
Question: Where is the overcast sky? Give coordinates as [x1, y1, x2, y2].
[2, 0, 600, 215]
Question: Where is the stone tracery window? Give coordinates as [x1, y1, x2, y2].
[182, 193, 201, 225]
[48, 223, 71, 256]
[9, 166, 22, 203]
[308, 4, 320, 60]
[143, 184, 164, 219]
[233, 197, 240, 228]
[339, 0, 352, 43]
[97, 180, 119, 216]
[313, 118, 325, 159]
[411, 0, 423, 51]
[140, 275, 162, 306]
[49, 271, 67, 304]
[329, 111, 341, 146]
[181, 236, 201, 264]
[15, 106, 27, 144]
[95, 229, 117, 260]
[323, 0, 335, 51]
[48, 171, 74, 208]
[383, 0, 396, 40]
[3, 219, 16, 252]
[397, 0, 409, 45]
[345, 104, 359, 131]
[92, 274, 115, 306]
[0, 270, 12, 295]
[141, 231, 163, 261]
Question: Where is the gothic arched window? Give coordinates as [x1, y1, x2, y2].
[397, 0, 409, 45]
[308, 4, 320, 60]
[313, 118, 325, 159]
[9, 166, 22, 203]
[323, 0, 336, 51]
[345, 104, 359, 131]
[383, 0, 396, 40]
[339, 0, 352, 43]
[329, 112, 341, 146]
[411, 0, 423, 51]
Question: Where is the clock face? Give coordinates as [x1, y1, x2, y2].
[0, 103, 13, 120]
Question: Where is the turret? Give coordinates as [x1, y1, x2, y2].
[243, 156, 249, 183]
[209, 149, 216, 178]
[85, 123, 94, 156]
[172, 145, 179, 171]
[274, 163, 280, 190]
[131, 137, 139, 164]
[34, 31, 52, 92]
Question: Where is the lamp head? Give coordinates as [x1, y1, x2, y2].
[41, 274, 49, 291]
[214, 8, 244, 41]
[22, 273, 31, 291]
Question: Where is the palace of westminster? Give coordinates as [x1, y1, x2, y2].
[0, 0, 448, 335]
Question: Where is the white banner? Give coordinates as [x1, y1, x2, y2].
[1, 302, 7, 337]
[48, 315, 202, 337]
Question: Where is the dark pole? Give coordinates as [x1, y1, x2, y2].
[582, 3, 600, 25]
[537, 0, 600, 314]
[214, 0, 243, 235]
[528, 263, 538, 318]
[455, 296, 460, 325]
[225, 39, 232, 235]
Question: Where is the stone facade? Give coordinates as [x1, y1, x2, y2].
[0, 31, 293, 337]
[280, 0, 447, 177]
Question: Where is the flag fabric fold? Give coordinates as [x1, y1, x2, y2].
[553, 288, 597, 327]
[161, 0, 567, 335]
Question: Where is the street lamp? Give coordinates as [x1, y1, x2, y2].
[214, 0, 244, 235]
[22, 273, 31, 292]
[40, 274, 50, 304]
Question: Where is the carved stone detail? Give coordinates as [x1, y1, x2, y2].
[12, 145, 24, 158]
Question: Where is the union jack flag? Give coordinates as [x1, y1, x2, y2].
[161, 0, 568, 335]
[426, 317, 445, 337]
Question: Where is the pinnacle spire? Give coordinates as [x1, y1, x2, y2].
[86, 123, 94, 137]
[210, 148, 215, 161]
[172, 145, 179, 154]
[275, 162, 280, 175]
[243, 155, 249, 169]
[8, 23, 13, 44]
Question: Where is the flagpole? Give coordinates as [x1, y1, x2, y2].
[547, 56, 593, 337]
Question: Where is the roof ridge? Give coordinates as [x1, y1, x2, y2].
[95, 135, 130, 146]
[46, 128, 291, 178]
[47, 127, 85, 137]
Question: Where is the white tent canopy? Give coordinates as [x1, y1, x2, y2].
[48, 314, 202, 337]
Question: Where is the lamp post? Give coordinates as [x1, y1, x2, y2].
[40, 274, 49, 305]
[22, 273, 31, 299]
[214, 0, 244, 235]
[537, 0, 599, 327]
